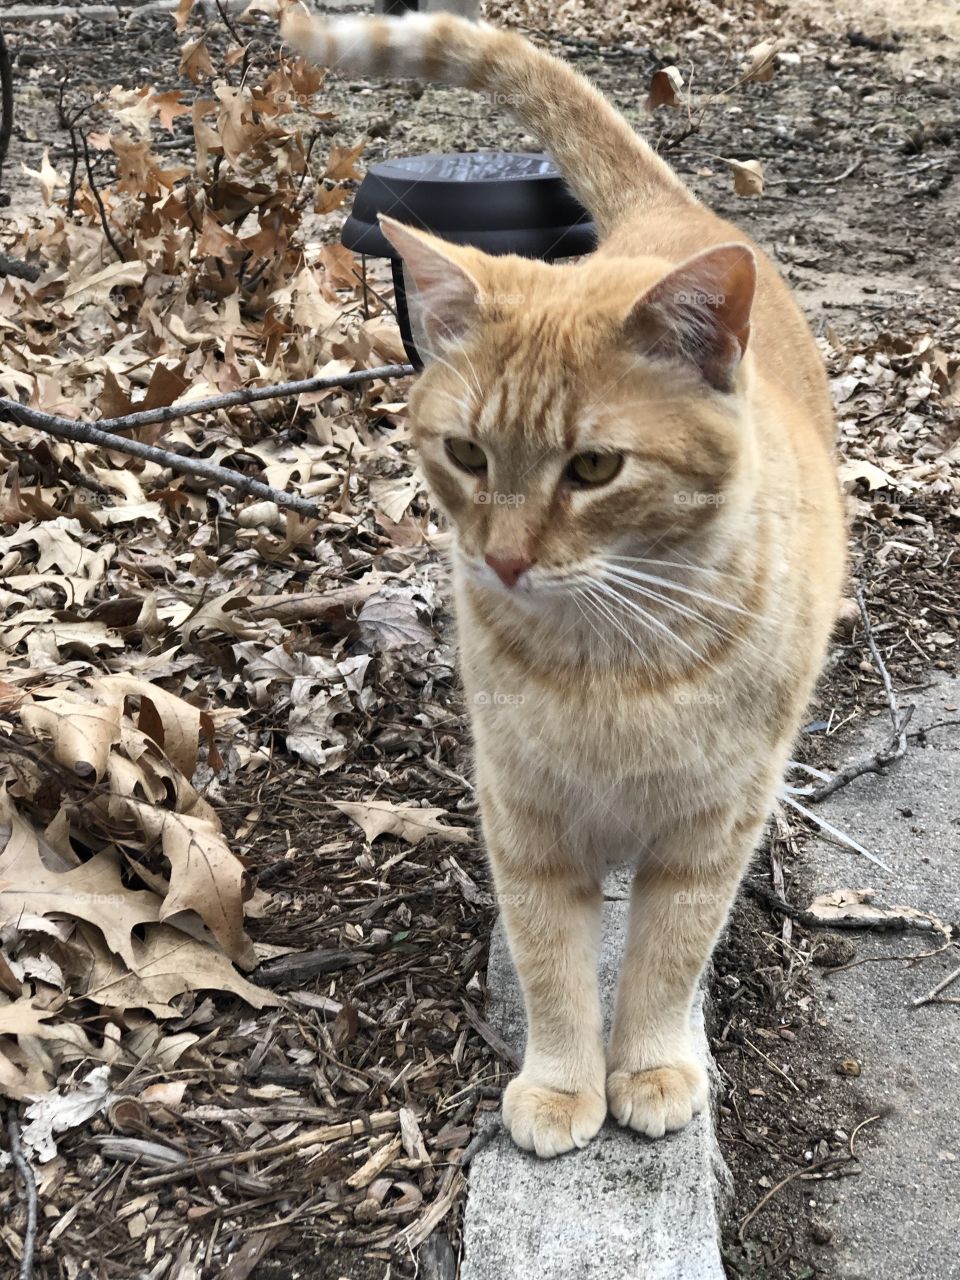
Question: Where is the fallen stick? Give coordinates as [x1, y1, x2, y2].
[0, 363, 412, 435]
[6, 1106, 38, 1280]
[130, 1109, 400, 1190]
[911, 958, 960, 1008]
[806, 585, 914, 802]
[0, 363, 413, 517]
[0, 255, 41, 282]
[745, 880, 954, 937]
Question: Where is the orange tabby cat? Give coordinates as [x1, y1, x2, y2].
[285, 8, 846, 1157]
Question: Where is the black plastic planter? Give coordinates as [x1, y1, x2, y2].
[340, 152, 596, 367]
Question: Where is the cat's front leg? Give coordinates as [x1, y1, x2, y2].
[607, 819, 762, 1139]
[485, 799, 607, 1157]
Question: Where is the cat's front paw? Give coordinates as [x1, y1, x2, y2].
[607, 1059, 708, 1139]
[502, 1073, 606, 1158]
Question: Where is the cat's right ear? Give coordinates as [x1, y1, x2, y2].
[378, 215, 483, 358]
[624, 243, 757, 392]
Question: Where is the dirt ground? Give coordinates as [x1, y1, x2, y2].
[1, 0, 958, 1277]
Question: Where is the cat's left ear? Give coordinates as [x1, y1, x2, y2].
[378, 215, 483, 358]
[625, 243, 757, 392]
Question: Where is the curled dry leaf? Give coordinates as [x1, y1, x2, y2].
[20, 694, 122, 781]
[741, 39, 785, 84]
[0, 796, 161, 971]
[646, 65, 684, 111]
[92, 674, 202, 779]
[334, 800, 473, 848]
[721, 158, 765, 197]
[131, 800, 256, 969]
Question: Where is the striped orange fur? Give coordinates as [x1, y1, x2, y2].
[286, 7, 846, 1157]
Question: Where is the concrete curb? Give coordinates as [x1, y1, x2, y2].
[461, 896, 729, 1280]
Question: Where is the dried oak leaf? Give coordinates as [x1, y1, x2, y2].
[808, 889, 949, 937]
[0, 798, 161, 970]
[20, 693, 122, 782]
[126, 799, 255, 969]
[721, 158, 764, 197]
[334, 801, 472, 847]
[741, 40, 784, 84]
[0, 997, 59, 1038]
[646, 65, 684, 111]
[358, 588, 433, 651]
[92, 674, 202, 779]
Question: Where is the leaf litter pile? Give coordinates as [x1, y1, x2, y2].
[0, 0, 958, 1276]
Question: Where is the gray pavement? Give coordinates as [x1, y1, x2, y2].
[804, 676, 960, 1279]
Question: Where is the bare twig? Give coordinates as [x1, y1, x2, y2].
[0, 400, 323, 516]
[458, 1120, 501, 1167]
[744, 880, 954, 938]
[806, 586, 914, 802]
[2, 363, 412, 437]
[849, 1113, 880, 1157]
[80, 130, 128, 264]
[0, 363, 414, 516]
[0, 25, 13, 190]
[6, 1106, 39, 1280]
[911, 959, 960, 1008]
[738, 1150, 851, 1241]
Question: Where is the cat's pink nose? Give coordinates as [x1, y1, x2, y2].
[484, 552, 533, 588]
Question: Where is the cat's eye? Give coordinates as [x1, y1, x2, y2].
[445, 438, 488, 473]
[565, 451, 623, 486]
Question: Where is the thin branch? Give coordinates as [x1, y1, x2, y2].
[6, 1106, 39, 1280]
[0, 401, 319, 515]
[738, 1150, 852, 1242]
[911, 959, 960, 1008]
[806, 585, 914, 802]
[744, 880, 953, 938]
[3, 363, 412, 438]
[80, 130, 128, 264]
[0, 26, 13, 190]
[0, 363, 414, 516]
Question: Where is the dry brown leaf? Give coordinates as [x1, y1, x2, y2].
[61, 261, 148, 316]
[721, 158, 764, 197]
[646, 65, 684, 111]
[838, 459, 909, 493]
[324, 141, 365, 182]
[808, 889, 949, 936]
[92, 674, 201, 779]
[333, 800, 472, 847]
[181, 36, 215, 85]
[21, 150, 64, 205]
[129, 800, 255, 968]
[20, 693, 122, 782]
[0, 997, 59, 1038]
[0, 796, 161, 970]
[742, 39, 784, 84]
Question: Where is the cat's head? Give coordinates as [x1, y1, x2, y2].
[382, 216, 758, 604]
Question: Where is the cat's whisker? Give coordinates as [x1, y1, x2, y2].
[599, 560, 756, 617]
[589, 579, 706, 663]
[599, 568, 740, 645]
[597, 568, 774, 668]
[606, 553, 750, 585]
[415, 341, 481, 405]
[414, 299, 484, 399]
[571, 588, 617, 658]
[576, 585, 659, 670]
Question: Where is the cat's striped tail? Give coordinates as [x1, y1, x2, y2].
[281, 7, 695, 237]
